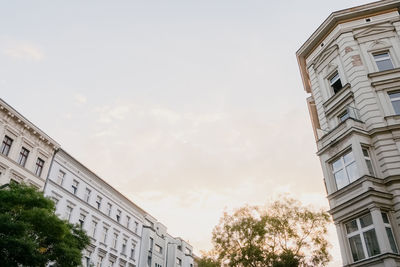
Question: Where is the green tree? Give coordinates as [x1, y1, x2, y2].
[211, 198, 331, 267]
[0, 183, 90, 267]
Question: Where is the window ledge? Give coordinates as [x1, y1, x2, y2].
[323, 83, 352, 109]
[368, 67, 400, 78]
[344, 252, 400, 267]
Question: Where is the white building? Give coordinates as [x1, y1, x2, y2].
[44, 148, 194, 267]
[44, 149, 144, 267]
[0, 98, 59, 189]
[297, 0, 400, 266]
[139, 214, 194, 267]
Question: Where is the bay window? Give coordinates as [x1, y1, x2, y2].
[332, 150, 358, 190]
[346, 213, 380, 262]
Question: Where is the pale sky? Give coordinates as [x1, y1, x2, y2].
[1, 1, 376, 266]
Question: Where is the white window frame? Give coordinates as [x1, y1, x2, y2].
[112, 233, 118, 249]
[345, 213, 380, 262]
[373, 51, 394, 72]
[91, 221, 98, 238]
[388, 91, 400, 115]
[107, 203, 112, 216]
[382, 212, 399, 254]
[79, 213, 86, 228]
[57, 170, 65, 185]
[72, 180, 79, 195]
[362, 148, 375, 177]
[331, 149, 358, 190]
[96, 196, 102, 209]
[65, 206, 73, 221]
[84, 188, 91, 202]
[102, 227, 108, 243]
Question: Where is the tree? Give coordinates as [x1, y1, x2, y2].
[196, 251, 221, 267]
[0, 183, 90, 267]
[211, 198, 331, 267]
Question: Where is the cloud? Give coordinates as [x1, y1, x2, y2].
[3, 43, 44, 61]
[74, 93, 87, 104]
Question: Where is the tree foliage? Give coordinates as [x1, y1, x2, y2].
[211, 198, 331, 267]
[0, 183, 90, 267]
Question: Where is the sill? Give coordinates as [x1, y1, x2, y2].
[345, 252, 400, 267]
[323, 83, 351, 109]
[110, 247, 118, 253]
[367, 67, 400, 78]
[99, 242, 107, 248]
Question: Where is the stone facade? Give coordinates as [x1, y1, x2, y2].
[297, 1, 400, 266]
[0, 98, 59, 189]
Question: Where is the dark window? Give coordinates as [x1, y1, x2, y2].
[330, 72, 343, 94]
[1, 136, 13, 156]
[389, 91, 400, 115]
[34, 158, 45, 177]
[18, 147, 29, 167]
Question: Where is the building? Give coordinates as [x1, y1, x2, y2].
[43, 148, 194, 267]
[297, 0, 400, 266]
[44, 149, 144, 267]
[0, 98, 59, 189]
[139, 214, 194, 267]
[0, 98, 193, 267]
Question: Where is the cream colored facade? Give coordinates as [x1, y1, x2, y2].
[0, 98, 59, 189]
[297, 1, 400, 266]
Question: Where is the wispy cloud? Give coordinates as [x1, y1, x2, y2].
[3, 43, 44, 61]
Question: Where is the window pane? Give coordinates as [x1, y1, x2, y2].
[363, 229, 380, 257]
[389, 92, 400, 100]
[346, 162, 358, 183]
[335, 169, 348, 189]
[374, 53, 390, 60]
[362, 149, 369, 157]
[359, 213, 373, 228]
[345, 220, 358, 234]
[349, 235, 365, 262]
[365, 159, 375, 176]
[376, 59, 394, 71]
[386, 227, 398, 254]
[332, 159, 343, 172]
[381, 212, 389, 224]
[343, 151, 354, 164]
[391, 99, 400, 115]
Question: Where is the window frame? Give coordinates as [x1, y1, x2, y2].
[329, 70, 343, 94]
[331, 149, 359, 190]
[345, 213, 381, 262]
[57, 170, 66, 185]
[34, 157, 45, 177]
[373, 51, 394, 72]
[1, 135, 13, 156]
[71, 180, 79, 195]
[388, 91, 400, 115]
[18, 147, 30, 167]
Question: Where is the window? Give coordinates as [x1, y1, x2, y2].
[332, 150, 358, 190]
[126, 216, 130, 228]
[71, 180, 79, 195]
[108, 260, 114, 267]
[134, 221, 139, 233]
[185, 247, 191, 255]
[339, 110, 349, 122]
[72, 180, 79, 195]
[101, 227, 108, 243]
[382, 212, 398, 253]
[122, 238, 127, 254]
[34, 158, 45, 177]
[373, 52, 394, 71]
[18, 147, 29, 167]
[112, 233, 118, 249]
[96, 196, 102, 209]
[116, 210, 121, 222]
[91, 221, 98, 238]
[155, 244, 162, 254]
[176, 258, 182, 266]
[57, 170, 65, 185]
[389, 91, 400, 115]
[362, 148, 375, 176]
[52, 197, 59, 210]
[83, 250, 92, 267]
[79, 214, 86, 228]
[329, 71, 343, 94]
[1, 135, 13, 156]
[107, 203, 112, 216]
[130, 243, 136, 259]
[149, 237, 153, 251]
[65, 206, 73, 221]
[97, 256, 103, 267]
[345, 213, 380, 262]
[84, 188, 91, 202]
[177, 245, 182, 251]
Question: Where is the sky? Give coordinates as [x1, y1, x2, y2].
[1, 0, 376, 266]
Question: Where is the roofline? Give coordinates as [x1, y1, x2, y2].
[56, 148, 148, 216]
[0, 98, 60, 148]
[296, 0, 400, 93]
